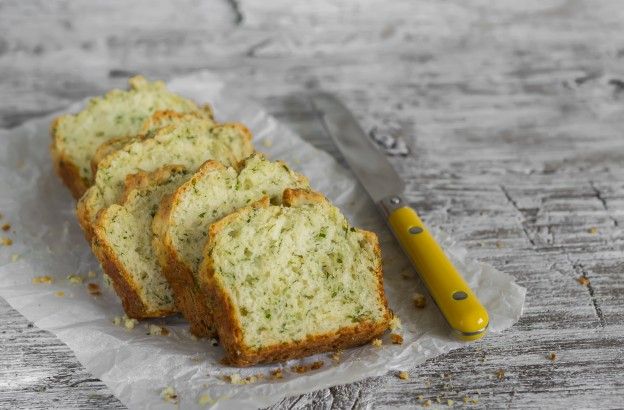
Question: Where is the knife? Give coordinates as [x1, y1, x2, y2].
[310, 93, 489, 341]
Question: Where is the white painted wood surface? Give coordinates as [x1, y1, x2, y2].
[1, 0, 623, 408]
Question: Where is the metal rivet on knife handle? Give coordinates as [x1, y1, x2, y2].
[408, 226, 423, 234]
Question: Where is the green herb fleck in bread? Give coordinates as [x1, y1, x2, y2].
[152, 153, 309, 336]
[90, 108, 215, 176]
[76, 116, 254, 240]
[199, 189, 391, 366]
[92, 165, 192, 318]
[50, 76, 203, 198]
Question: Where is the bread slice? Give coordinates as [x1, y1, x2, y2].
[199, 189, 391, 366]
[152, 153, 309, 336]
[76, 117, 254, 240]
[90, 109, 215, 177]
[50, 76, 203, 199]
[92, 165, 192, 318]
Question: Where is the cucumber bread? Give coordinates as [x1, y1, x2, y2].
[50, 76, 203, 198]
[152, 153, 309, 336]
[199, 189, 391, 366]
[90, 109, 214, 176]
[76, 117, 254, 240]
[92, 165, 192, 318]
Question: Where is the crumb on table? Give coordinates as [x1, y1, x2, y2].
[291, 361, 324, 374]
[330, 351, 342, 363]
[547, 352, 557, 361]
[270, 368, 284, 380]
[54, 291, 65, 297]
[495, 368, 505, 380]
[198, 393, 213, 406]
[160, 386, 178, 403]
[1, 237, 13, 246]
[577, 276, 590, 286]
[390, 333, 404, 345]
[389, 315, 402, 331]
[413, 292, 427, 309]
[2, 223, 10, 231]
[397, 371, 409, 380]
[371, 338, 383, 347]
[87, 282, 101, 295]
[32, 275, 53, 284]
[148, 324, 170, 336]
[66, 274, 84, 284]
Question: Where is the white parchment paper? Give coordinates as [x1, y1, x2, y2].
[0, 71, 526, 409]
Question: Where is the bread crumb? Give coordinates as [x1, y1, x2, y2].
[54, 291, 65, 297]
[112, 316, 122, 326]
[495, 368, 505, 380]
[588, 227, 598, 235]
[291, 361, 324, 373]
[413, 292, 427, 309]
[390, 333, 404, 345]
[32, 275, 54, 284]
[66, 274, 84, 284]
[270, 368, 284, 380]
[2, 223, 10, 231]
[397, 371, 409, 380]
[261, 139, 273, 148]
[423, 399, 431, 407]
[417, 395, 424, 400]
[88, 270, 97, 278]
[87, 283, 101, 295]
[190, 334, 198, 341]
[226, 373, 263, 384]
[371, 338, 383, 347]
[547, 352, 557, 361]
[447, 399, 454, 406]
[124, 316, 139, 330]
[210, 338, 218, 347]
[330, 351, 342, 363]
[198, 393, 213, 406]
[389, 315, 402, 331]
[2, 237, 13, 246]
[148, 324, 170, 336]
[160, 386, 178, 403]
[577, 276, 590, 286]
[11, 254, 20, 262]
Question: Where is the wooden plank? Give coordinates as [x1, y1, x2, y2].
[0, 0, 623, 408]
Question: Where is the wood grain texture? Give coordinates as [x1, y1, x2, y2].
[1, 0, 623, 408]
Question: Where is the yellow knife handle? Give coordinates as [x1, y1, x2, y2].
[387, 205, 489, 341]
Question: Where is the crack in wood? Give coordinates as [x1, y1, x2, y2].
[246, 39, 273, 57]
[225, 0, 244, 25]
[589, 181, 619, 227]
[499, 185, 536, 247]
[572, 261, 606, 328]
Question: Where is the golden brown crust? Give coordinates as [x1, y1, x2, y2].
[200, 189, 391, 366]
[90, 165, 188, 319]
[76, 188, 97, 242]
[50, 116, 90, 199]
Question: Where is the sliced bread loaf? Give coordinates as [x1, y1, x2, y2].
[152, 153, 309, 336]
[199, 189, 391, 366]
[50, 76, 203, 198]
[92, 165, 192, 318]
[90, 109, 215, 176]
[76, 117, 254, 240]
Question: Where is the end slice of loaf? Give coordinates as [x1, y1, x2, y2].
[76, 116, 254, 240]
[90, 108, 215, 176]
[199, 189, 391, 366]
[153, 153, 309, 336]
[92, 165, 192, 318]
[50, 76, 202, 198]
